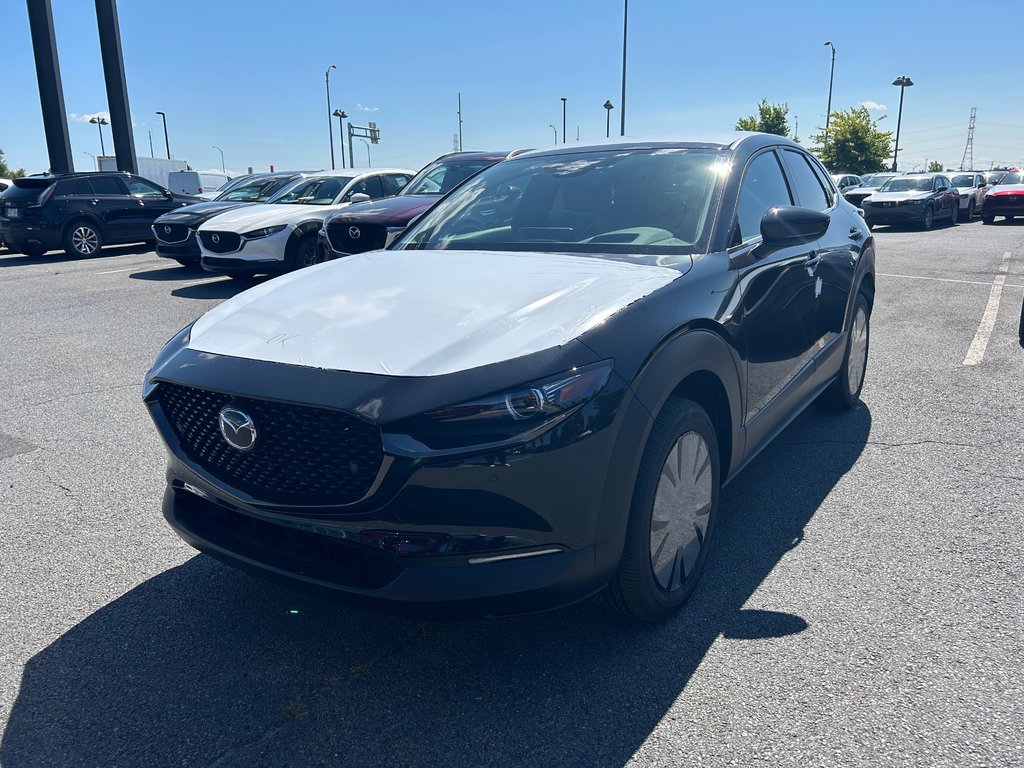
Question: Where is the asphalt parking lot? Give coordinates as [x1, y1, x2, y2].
[1, 219, 1022, 767]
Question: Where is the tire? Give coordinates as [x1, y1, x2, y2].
[602, 398, 720, 622]
[1006, 215, 1016, 221]
[173, 258, 199, 267]
[949, 203, 958, 226]
[920, 205, 934, 230]
[818, 292, 870, 411]
[966, 200, 975, 220]
[63, 220, 103, 258]
[982, 214, 995, 225]
[287, 234, 322, 271]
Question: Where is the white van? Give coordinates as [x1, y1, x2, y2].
[167, 170, 232, 197]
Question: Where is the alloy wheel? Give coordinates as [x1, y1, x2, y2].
[72, 226, 99, 255]
[847, 304, 869, 396]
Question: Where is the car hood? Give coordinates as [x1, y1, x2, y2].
[188, 249, 684, 377]
[865, 190, 932, 202]
[199, 203, 347, 231]
[326, 195, 440, 226]
[155, 200, 258, 224]
[988, 184, 1024, 195]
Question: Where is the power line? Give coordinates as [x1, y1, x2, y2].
[959, 107, 976, 171]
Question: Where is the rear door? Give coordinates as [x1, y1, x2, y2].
[122, 176, 180, 239]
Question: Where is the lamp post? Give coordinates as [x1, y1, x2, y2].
[325, 64, 337, 169]
[358, 138, 371, 168]
[89, 116, 109, 156]
[212, 145, 225, 173]
[548, 124, 558, 146]
[620, 0, 628, 136]
[824, 41, 836, 148]
[891, 75, 914, 172]
[155, 111, 170, 159]
[561, 97, 567, 144]
[148, 130, 154, 157]
[603, 100, 614, 138]
[332, 109, 347, 169]
[83, 151, 96, 170]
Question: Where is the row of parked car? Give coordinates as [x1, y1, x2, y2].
[830, 169, 1022, 229]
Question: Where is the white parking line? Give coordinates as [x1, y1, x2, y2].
[878, 272, 1024, 289]
[962, 252, 1011, 366]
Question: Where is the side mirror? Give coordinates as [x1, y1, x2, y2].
[164, 190, 174, 199]
[348, 192, 371, 204]
[760, 206, 830, 247]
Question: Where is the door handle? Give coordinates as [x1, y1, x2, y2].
[804, 250, 821, 269]
[848, 227, 863, 240]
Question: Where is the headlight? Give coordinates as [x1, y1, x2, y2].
[143, 323, 193, 398]
[242, 224, 287, 239]
[425, 361, 613, 424]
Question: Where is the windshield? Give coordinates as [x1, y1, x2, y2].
[402, 157, 499, 196]
[950, 174, 976, 187]
[860, 174, 895, 189]
[997, 171, 1023, 185]
[879, 177, 933, 192]
[268, 176, 351, 205]
[984, 171, 1007, 184]
[396, 148, 727, 267]
[216, 176, 296, 202]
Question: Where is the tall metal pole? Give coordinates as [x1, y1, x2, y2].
[26, 0, 73, 174]
[359, 138, 371, 168]
[891, 76, 913, 172]
[155, 111, 169, 158]
[148, 129, 153, 157]
[824, 41, 835, 148]
[95, 0, 137, 173]
[213, 145, 225, 172]
[348, 123, 355, 169]
[97, 121, 105, 155]
[325, 64, 336, 170]
[561, 97, 567, 144]
[549, 124, 558, 146]
[620, 0, 628, 136]
[333, 109, 347, 168]
[604, 100, 613, 138]
[457, 92, 463, 151]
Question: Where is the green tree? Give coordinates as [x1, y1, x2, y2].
[810, 107, 892, 174]
[735, 99, 791, 137]
[0, 147, 25, 178]
[927, 160, 944, 172]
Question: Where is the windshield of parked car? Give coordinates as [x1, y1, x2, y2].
[860, 174, 895, 189]
[984, 171, 1007, 184]
[396, 148, 727, 266]
[996, 171, 1023, 184]
[216, 176, 296, 202]
[879, 177, 933, 192]
[950, 174, 976, 187]
[402, 158, 499, 196]
[267, 176, 352, 205]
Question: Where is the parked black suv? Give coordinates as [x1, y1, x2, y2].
[318, 151, 521, 260]
[152, 171, 311, 265]
[0, 172, 199, 258]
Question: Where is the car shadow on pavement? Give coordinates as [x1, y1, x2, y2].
[1, 404, 871, 767]
[129, 264, 207, 281]
[0, 243, 152, 268]
[170, 276, 267, 300]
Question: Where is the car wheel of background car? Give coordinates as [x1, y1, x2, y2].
[287, 234, 321, 270]
[602, 397, 720, 622]
[982, 214, 995, 225]
[818, 292, 870, 411]
[63, 220, 103, 258]
[966, 200, 975, 220]
[1006, 215, 1016, 221]
[949, 204, 958, 226]
[921, 205, 934, 230]
[173, 258, 199, 267]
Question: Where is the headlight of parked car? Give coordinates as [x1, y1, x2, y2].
[143, 323, 193, 398]
[242, 224, 288, 239]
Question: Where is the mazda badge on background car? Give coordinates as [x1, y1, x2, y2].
[144, 133, 875, 621]
[196, 169, 413, 276]
[318, 150, 522, 260]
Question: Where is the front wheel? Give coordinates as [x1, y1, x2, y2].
[966, 200, 975, 220]
[818, 292, 870, 411]
[602, 398, 720, 622]
[921, 205, 934, 230]
[949, 203, 958, 226]
[982, 214, 995, 225]
[288, 234, 323, 271]
[63, 221, 104, 258]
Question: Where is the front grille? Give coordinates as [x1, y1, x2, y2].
[199, 230, 242, 253]
[326, 220, 388, 254]
[174, 491, 402, 588]
[156, 382, 384, 505]
[994, 195, 1022, 207]
[156, 223, 190, 243]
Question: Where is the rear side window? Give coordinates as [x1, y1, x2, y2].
[57, 179, 94, 196]
[782, 150, 831, 211]
[383, 174, 410, 196]
[90, 176, 123, 195]
[735, 151, 793, 243]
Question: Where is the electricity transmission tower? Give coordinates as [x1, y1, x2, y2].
[959, 107, 976, 170]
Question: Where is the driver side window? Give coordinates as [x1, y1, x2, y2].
[124, 177, 164, 198]
[734, 151, 793, 244]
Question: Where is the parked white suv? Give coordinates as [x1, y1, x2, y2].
[948, 172, 987, 219]
[197, 168, 413, 276]
[168, 170, 232, 197]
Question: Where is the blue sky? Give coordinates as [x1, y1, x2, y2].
[6, 0, 1023, 176]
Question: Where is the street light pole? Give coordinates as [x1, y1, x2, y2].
[358, 138, 371, 168]
[561, 97, 567, 144]
[155, 111, 170, 159]
[212, 145, 225, 173]
[891, 75, 914, 172]
[148, 129, 153, 157]
[603, 100, 613, 138]
[89, 116, 108, 156]
[83, 151, 96, 170]
[548, 124, 558, 146]
[823, 42, 836, 148]
[620, 0, 628, 136]
[325, 64, 337, 170]
[332, 109, 347, 168]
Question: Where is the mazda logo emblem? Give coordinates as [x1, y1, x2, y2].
[211, 233, 221, 243]
[163, 225, 171, 234]
[349, 226, 361, 239]
[219, 407, 257, 452]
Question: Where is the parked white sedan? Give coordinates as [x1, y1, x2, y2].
[949, 172, 987, 220]
[197, 169, 413, 276]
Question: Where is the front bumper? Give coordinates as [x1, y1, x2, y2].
[862, 204, 928, 223]
[198, 226, 292, 269]
[155, 230, 202, 262]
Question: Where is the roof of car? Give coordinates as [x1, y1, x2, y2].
[514, 132, 803, 160]
[301, 168, 413, 179]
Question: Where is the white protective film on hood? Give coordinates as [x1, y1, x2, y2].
[198, 203, 341, 232]
[188, 250, 683, 377]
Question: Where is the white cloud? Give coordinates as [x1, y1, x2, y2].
[356, 103, 379, 112]
[860, 101, 886, 111]
[70, 111, 111, 123]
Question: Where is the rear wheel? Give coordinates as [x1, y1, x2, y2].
[602, 398, 720, 622]
[63, 221, 103, 258]
[818, 292, 870, 411]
